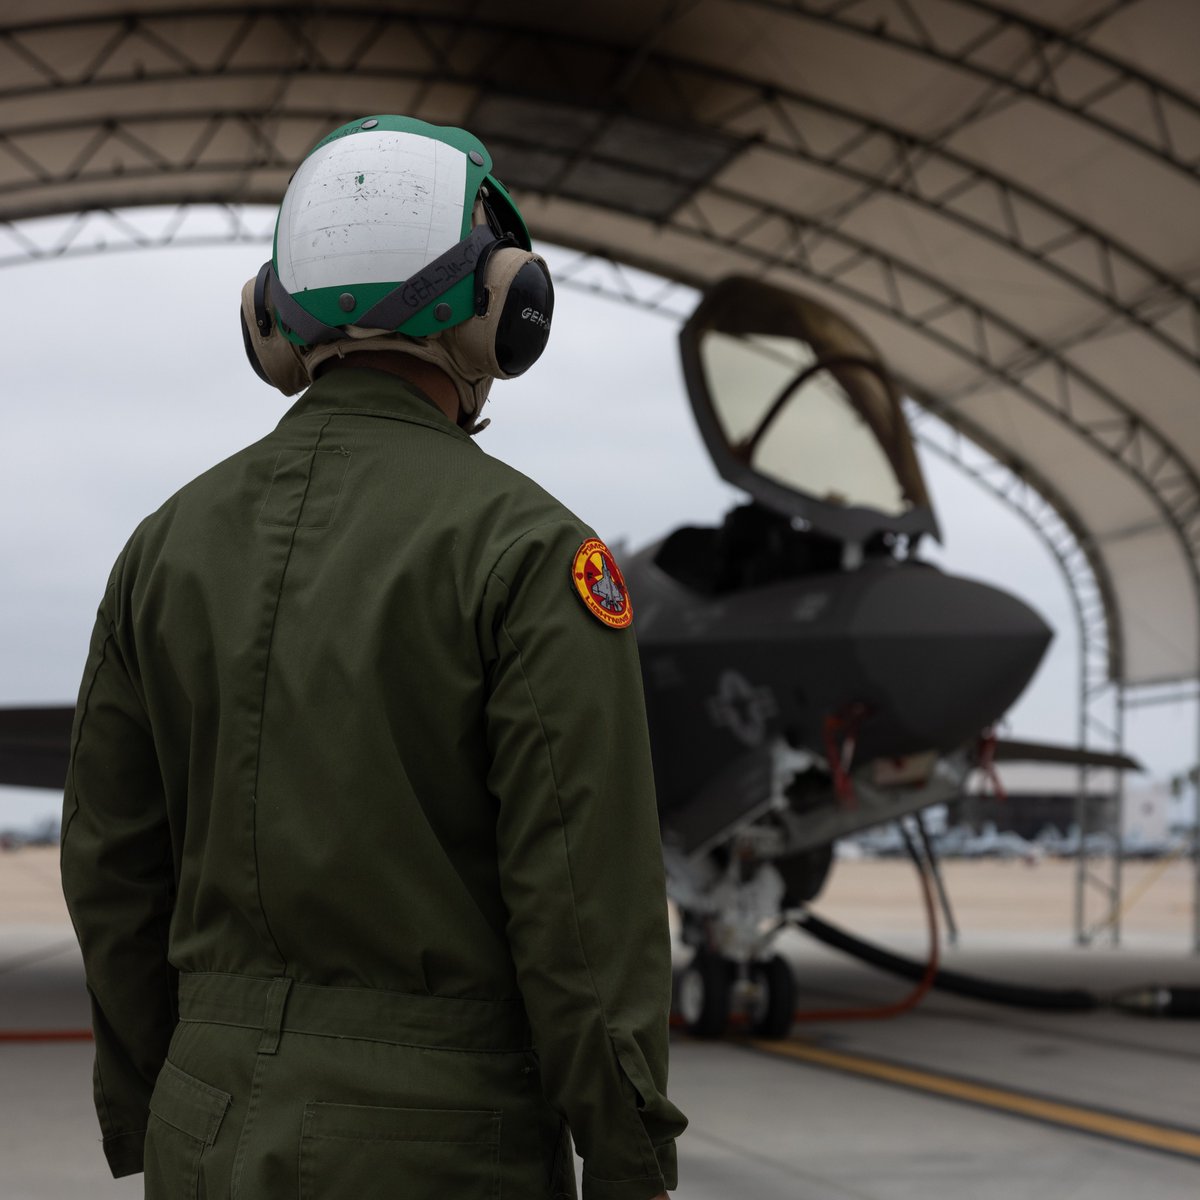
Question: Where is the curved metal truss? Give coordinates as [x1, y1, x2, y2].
[908, 396, 1127, 946]
[2, 10, 1195, 370]
[747, 0, 1200, 184]
[0, 204, 274, 267]
[1, 6, 1197, 690]
[903, 387, 1121, 684]
[548, 249, 701, 324]
[0, 202, 705, 322]
[5, 1, 1190, 187]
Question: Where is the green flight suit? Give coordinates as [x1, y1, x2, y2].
[61, 367, 686, 1200]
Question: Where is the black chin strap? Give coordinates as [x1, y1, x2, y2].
[267, 225, 499, 345]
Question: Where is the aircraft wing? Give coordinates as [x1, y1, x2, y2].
[990, 737, 1140, 773]
[0, 713, 1142, 797]
[0, 706, 73, 790]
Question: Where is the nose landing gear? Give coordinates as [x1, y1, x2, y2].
[676, 949, 796, 1039]
[749, 955, 797, 1038]
[670, 846, 801, 1040]
[676, 950, 732, 1038]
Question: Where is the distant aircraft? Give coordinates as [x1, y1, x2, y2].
[0, 275, 1136, 1038]
[953, 822, 1041, 862]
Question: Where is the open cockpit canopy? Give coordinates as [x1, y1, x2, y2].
[680, 277, 938, 545]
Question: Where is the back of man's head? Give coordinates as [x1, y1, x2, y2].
[239, 115, 554, 434]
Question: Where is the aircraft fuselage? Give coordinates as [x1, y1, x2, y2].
[624, 541, 1052, 823]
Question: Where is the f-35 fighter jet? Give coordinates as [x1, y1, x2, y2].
[622, 277, 1058, 1036]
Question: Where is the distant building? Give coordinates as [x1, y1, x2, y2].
[950, 764, 1176, 850]
[1123, 782, 1172, 843]
[951, 763, 1118, 840]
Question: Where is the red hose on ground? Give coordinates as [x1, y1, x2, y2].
[0, 1029, 93, 1043]
[788, 841, 940, 1022]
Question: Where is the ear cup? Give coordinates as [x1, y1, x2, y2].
[239, 272, 310, 396]
[240, 304, 271, 384]
[495, 258, 553, 376]
[454, 248, 553, 379]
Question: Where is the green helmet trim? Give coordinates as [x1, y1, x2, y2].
[273, 115, 531, 345]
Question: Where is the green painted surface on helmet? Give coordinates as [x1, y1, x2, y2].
[484, 172, 531, 247]
[272, 115, 531, 345]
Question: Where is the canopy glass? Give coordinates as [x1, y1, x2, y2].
[680, 277, 938, 544]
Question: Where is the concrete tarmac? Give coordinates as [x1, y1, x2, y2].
[4, 849, 1199, 1198]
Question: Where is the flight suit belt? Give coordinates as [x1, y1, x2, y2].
[177, 972, 532, 1054]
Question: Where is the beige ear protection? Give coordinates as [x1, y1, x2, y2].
[240, 242, 554, 418]
[239, 266, 309, 398]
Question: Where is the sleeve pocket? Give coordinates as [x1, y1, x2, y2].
[144, 1062, 232, 1199]
[300, 1103, 500, 1200]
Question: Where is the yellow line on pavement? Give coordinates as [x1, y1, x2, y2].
[749, 1038, 1200, 1161]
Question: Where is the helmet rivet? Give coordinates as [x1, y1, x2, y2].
[338, 292, 356, 312]
[469, 150, 484, 166]
[434, 303, 452, 321]
[361, 119, 379, 129]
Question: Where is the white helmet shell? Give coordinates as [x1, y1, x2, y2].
[267, 115, 531, 342]
[276, 130, 468, 296]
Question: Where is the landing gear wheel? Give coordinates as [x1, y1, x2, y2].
[677, 950, 732, 1038]
[750, 955, 796, 1039]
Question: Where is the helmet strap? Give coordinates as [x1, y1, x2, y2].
[267, 223, 500, 346]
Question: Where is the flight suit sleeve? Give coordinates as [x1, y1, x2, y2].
[480, 520, 687, 1200]
[60, 550, 177, 1178]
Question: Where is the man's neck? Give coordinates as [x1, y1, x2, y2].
[320, 352, 461, 424]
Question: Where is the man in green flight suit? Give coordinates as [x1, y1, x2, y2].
[61, 114, 686, 1200]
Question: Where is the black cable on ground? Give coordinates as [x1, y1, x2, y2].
[795, 910, 1200, 1017]
[795, 911, 1099, 1011]
[1109, 987, 1200, 1018]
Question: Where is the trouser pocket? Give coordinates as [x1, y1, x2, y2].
[144, 1061, 232, 1200]
[299, 1102, 500, 1200]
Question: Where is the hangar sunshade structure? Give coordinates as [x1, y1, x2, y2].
[1, 1, 1197, 940]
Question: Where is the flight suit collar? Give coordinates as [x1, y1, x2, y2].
[278, 367, 475, 444]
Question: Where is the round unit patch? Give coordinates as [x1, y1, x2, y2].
[571, 539, 633, 629]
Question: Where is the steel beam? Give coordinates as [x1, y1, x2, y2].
[744, 0, 1200, 183]
[0, 10, 1193, 377]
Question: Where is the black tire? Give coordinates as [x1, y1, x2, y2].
[677, 950, 733, 1038]
[750, 955, 796, 1039]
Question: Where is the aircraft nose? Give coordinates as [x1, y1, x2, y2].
[851, 565, 1052, 754]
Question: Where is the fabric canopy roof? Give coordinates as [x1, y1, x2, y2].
[1, 0, 1197, 685]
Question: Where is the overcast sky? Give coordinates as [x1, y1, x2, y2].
[1, 215, 1196, 828]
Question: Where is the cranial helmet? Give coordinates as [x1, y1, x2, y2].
[240, 115, 554, 428]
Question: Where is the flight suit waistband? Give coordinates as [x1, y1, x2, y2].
[177, 972, 532, 1053]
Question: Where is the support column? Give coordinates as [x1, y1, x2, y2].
[1073, 677, 1126, 946]
[1194, 695, 1200, 954]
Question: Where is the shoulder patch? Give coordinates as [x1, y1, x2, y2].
[571, 538, 633, 629]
